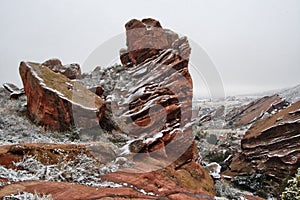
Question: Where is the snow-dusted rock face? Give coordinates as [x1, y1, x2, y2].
[120, 18, 180, 65]
[19, 61, 105, 131]
[113, 18, 194, 160]
[2, 83, 25, 99]
[0, 144, 215, 200]
[0, 19, 218, 199]
[229, 100, 300, 196]
[42, 58, 82, 79]
[0, 143, 215, 200]
[225, 94, 289, 127]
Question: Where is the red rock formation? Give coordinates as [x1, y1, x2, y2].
[95, 19, 215, 198]
[2, 83, 25, 99]
[42, 58, 82, 79]
[0, 142, 214, 199]
[120, 18, 180, 65]
[0, 181, 156, 200]
[101, 161, 215, 198]
[225, 95, 289, 127]
[0, 180, 214, 200]
[4, 18, 215, 199]
[19, 61, 105, 131]
[116, 19, 193, 163]
[228, 100, 300, 194]
[89, 86, 104, 97]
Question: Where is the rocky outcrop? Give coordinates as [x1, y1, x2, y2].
[42, 58, 82, 79]
[19, 61, 105, 131]
[101, 161, 215, 198]
[2, 83, 25, 99]
[120, 18, 179, 65]
[1, 18, 217, 199]
[97, 19, 215, 197]
[228, 100, 300, 196]
[114, 18, 193, 161]
[225, 95, 289, 127]
[0, 142, 214, 199]
[0, 181, 154, 200]
[0, 179, 213, 200]
[93, 19, 212, 197]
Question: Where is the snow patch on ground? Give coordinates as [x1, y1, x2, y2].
[3, 192, 53, 200]
[0, 154, 123, 188]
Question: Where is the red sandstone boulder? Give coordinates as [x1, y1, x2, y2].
[19, 61, 105, 131]
[42, 58, 82, 79]
[120, 18, 179, 65]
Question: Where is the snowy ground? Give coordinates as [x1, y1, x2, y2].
[2, 80, 298, 199]
[0, 88, 77, 145]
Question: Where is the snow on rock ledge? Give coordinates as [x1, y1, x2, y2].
[42, 58, 82, 79]
[228, 100, 300, 196]
[116, 18, 193, 160]
[19, 61, 105, 131]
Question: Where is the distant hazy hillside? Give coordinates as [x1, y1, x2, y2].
[234, 84, 300, 103]
[279, 84, 300, 103]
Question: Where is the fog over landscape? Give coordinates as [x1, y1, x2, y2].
[0, 0, 299, 97]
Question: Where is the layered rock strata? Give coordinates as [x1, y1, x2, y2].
[113, 19, 193, 164]
[5, 18, 217, 199]
[229, 100, 300, 194]
[226, 95, 289, 127]
[19, 61, 105, 131]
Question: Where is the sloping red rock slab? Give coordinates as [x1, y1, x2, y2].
[0, 181, 155, 200]
[226, 95, 286, 127]
[228, 101, 300, 189]
[101, 161, 215, 197]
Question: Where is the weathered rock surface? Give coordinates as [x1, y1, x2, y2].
[228, 100, 300, 196]
[42, 58, 82, 79]
[0, 142, 214, 199]
[0, 87, 79, 144]
[105, 19, 214, 197]
[2, 83, 25, 99]
[120, 18, 179, 65]
[19, 61, 105, 131]
[0, 181, 156, 200]
[0, 180, 213, 200]
[0, 143, 116, 168]
[225, 94, 289, 127]
[0, 18, 219, 199]
[101, 161, 215, 199]
[193, 105, 226, 126]
[114, 18, 193, 161]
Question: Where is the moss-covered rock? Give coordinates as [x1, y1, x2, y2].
[19, 61, 105, 131]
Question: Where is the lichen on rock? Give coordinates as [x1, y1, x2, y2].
[19, 61, 105, 131]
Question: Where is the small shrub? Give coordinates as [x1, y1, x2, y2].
[3, 192, 53, 200]
[281, 168, 300, 200]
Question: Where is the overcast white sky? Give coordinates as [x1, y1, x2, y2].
[0, 0, 299, 97]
